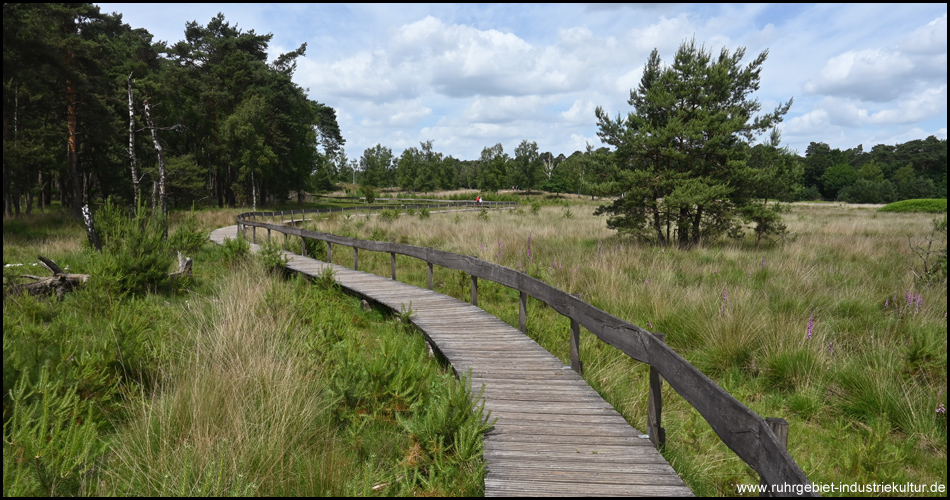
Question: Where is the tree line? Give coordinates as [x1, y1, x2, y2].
[4, 7, 945, 234]
[3, 4, 343, 219]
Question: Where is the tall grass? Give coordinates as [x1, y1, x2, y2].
[4, 206, 489, 497]
[304, 199, 947, 496]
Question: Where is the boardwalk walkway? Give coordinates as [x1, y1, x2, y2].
[210, 225, 691, 497]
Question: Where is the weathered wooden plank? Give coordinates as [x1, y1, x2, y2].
[484, 479, 692, 497]
[486, 459, 678, 474]
[484, 433, 650, 447]
[486, 468, 688, 487]
[211, 223, 695, 497]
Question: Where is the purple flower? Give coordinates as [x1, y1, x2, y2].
[936, 403, 945, 415]
[828, 342, 833, 355]
[762, 257, 766, 268]
[884, 298, 889, 308]
[648, 320, 654, 329]
[807, 315, 814, 340]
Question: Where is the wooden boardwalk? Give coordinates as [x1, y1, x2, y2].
[210, 226, 691, 497]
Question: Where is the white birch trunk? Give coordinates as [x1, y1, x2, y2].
[251, 170, 257, 211]
[128, 74, 140, 207]
[143, 99, 167, 233]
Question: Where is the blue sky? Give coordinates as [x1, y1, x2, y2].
[97, 3, 947, 162]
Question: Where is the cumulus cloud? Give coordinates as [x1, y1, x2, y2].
[899, 12, 947, 55]
[464, 95, 552, 123]
[803, 49, 916, 102]
[869, 85, 948, 124]
[561, 99, 598, 125]
[359, 98, 433, 128]
[803, 13, 947, 103]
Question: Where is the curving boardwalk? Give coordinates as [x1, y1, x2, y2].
[211, 225, 691, 497]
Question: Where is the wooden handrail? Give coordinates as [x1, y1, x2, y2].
[236, 207, 814, 495]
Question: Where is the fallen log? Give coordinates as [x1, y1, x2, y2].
[5, 256, 90, 299]
[6, 252, 193, 299]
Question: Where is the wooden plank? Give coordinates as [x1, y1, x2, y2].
[486, 468, 688, 486]
[210, 223, 693, 497]
[484, 479, 692, 497]
[486, 460, 679, 474]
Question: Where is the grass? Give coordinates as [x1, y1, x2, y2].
[879, 199, 948, 213]
[3, 206, 490, 497]
[295, 198, 947, 496]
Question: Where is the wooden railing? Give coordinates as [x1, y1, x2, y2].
[236, 204, 814, 496]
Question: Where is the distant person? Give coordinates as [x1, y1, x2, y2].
[476, 195, 482, 204]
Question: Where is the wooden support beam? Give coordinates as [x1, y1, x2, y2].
[327, 241, 332, 263]
[471, 275, 478, 306]
[301, 236, 306, 256]
[519, 291, 527, 334]
[569, 293, 583, 374]
[391, 252, 397, 280]
[648, 332, 666, 451]
[427, 262, 434, 290]
[570, 317, 582, 374]
[354, 247, 359, 271]
[760, 417, 790, 497]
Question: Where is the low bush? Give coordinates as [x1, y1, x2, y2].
[878, 199, 947, 213]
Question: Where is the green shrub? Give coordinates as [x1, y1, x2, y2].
[379, 208, 399, 222]
[168, 212, 207, 256]
[255, 239, 289, 273]
[418, 207, 431, 219]
[93, 201, 174, 295]
[3, 365, 110, 496]
[221, 236, 250, 265]
[878, 199, 947, 213]
[360, 185, 377, 204]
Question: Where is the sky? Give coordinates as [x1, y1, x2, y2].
[96, 3, 947, 162]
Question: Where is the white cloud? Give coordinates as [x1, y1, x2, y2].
[899, 12, 947, 55]
[803, 49, 915, 102]
[868, 85, 948, 125]
[464, 95, 552, 123]
[359, 98, 433, 128]
[561, 99, 598, 125]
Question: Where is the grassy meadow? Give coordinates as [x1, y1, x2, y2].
[3, 197, 946, 497]
[279, 195, 948, 496]
[3, 207, 490, 496]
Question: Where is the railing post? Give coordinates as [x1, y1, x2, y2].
[267, 227, 271, 243]
[353, 247, 359, 271]
[427, 262, 434, 290]
[327, 242, 332, 263]
[390, 252, 396, 280]
[760, 417, 790, 497]
[569, 293, 583, 375]
[301, 236, 306, 257]
[648, 332, 666, 450]
[471, 275, 477, 306]
[252, 224, 256, 243]
[519, 291, 527, 334]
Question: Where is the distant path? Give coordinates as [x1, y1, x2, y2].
[210, 225, 691, 497]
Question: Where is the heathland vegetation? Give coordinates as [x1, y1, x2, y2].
[3, 4, 947, 496]
[288, 196, 946, 495]
[3, 208, 491, 496]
